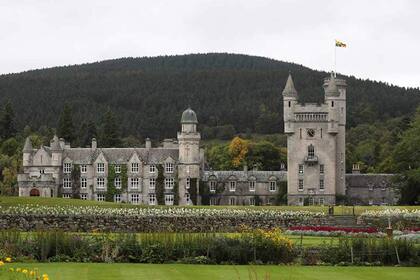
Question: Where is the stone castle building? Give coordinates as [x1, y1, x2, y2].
[18, 75, 397, 206]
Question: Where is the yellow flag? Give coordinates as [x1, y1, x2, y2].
[335, 40, 347, 48]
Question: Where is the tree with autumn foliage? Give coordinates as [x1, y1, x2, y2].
[229, 136, 249, 168]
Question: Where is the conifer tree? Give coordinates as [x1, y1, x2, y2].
[57, 104, 75, 143]
[0, 100, 17, 140]
[100, 109, 121, 147]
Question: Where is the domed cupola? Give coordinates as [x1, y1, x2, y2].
[181, 108, 198, 124]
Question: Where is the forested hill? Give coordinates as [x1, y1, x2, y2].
[0, 53, 419, 140]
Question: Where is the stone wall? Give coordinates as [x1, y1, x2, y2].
[0, 214, 331, 233]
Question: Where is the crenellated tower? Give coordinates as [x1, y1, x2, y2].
[283, 73, 346, 205]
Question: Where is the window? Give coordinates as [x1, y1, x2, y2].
[131, 194, 140, 204]
[298, 164, 304, 174]
[114, 177, 122, 189]
[331, 101, 334, 107]
[288, 101, 291, 107]
[80, 194, 87, 200]
[80, 165, 87, 173]
[298, 179, 304, 191]
[63, 178, 72, 188]
[64, 163, 72, 174]
[249, 197, 255, 206]
[97, 177, 105, 189]
[319, 179, 324, 190]
[131, 178, 139, 189]
[62, 194, 71, 199]
[210, 197, 217, 206]
[249, 181, 256, 192]
[308, 145, 315, 158]
[165, 178, 174, 189]
[269, 181, 277, 192]
[97, 163, 105, 173]
[114, 165, 121, 173]
[149, 178, 156, 190]
[186, 193, 191, 205]
[308, 197, 314, 205]
[368, 199, 373, 205]
[149, 165, 156, 173]
[165, 163, 174, 173]
[209, 181, 217, 192]
[368, 185, 373, 191]
[229, 197, 236, 205]
[165, 194, 174, 205]
[229, 181, 236, 192]
[319, 197, 324, 205]
[81, 177, 87, 188]
[114, 194, 121, 203]
[97, 194, 105, 202]
[131, 162, 139, 173]
[40, 169, 45, 174]
[320, 164, 324, 174]
[186, 177, 190, 189]
[149, 194, 157, 205]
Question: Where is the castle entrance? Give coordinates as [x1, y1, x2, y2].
[30, 188, 40, 196]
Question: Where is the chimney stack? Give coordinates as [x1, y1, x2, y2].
[59, 138, 65, 149]
[92, 138, 97, 150]
[145, 138, 151, 149]
[352, 163, 360, 174]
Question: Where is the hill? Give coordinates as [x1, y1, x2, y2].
[0, 53, 419, 141]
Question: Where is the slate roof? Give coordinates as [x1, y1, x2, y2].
[203, 170, 287, 182]
[62, 148, 179, 165]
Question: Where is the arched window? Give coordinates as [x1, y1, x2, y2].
[308, 144, 315, 158]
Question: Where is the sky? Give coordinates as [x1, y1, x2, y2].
[0, 0, 419, 88]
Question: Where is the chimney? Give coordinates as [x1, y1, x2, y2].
[92, 138, 97, 150]
[59, 138, 65, 149]
[352, 163, 360, 174]
[243, 164, 248, 173]
[145, 138, 151, 149]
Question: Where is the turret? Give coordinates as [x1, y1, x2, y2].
[177, 107, 201, 205]
[283, 73, 298, 134]
[23, 137, 33, 167]
[178, 108, 200, 164]
[50, 135, 63, 166]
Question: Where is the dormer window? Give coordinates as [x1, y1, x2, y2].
[81, 165, 87, 173]
[97, 163, 105, 173]
[131, 162, 139, 173]
[114, 165, 121, 173]
[63, 163, 72, 174]
[165, 163, 174, 173]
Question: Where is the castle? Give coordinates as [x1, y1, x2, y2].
[18, 75, 396, 206]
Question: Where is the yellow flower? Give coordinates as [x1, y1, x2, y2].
[16, 267, 21, 272]
[22, 269, 28, 274]
[30, 270, 35, 276]
[0, 261, 4, 266]
[5, 257, 12, 263]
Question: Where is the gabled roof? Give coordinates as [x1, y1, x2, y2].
[203, 170, 287, 182]
[23, 137, 33, 152]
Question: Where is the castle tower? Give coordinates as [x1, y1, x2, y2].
[283, 73, 346, 205]
[177, 108, 201, 204]
[23, 137, 33, 167]
[50, 135, 63, 167]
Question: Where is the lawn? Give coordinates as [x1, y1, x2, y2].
[3, 263, 419, 280]
[1, 196, 419, 215]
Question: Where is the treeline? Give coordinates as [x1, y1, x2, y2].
[0, 53, 419, 140]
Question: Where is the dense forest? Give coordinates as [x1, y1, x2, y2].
[0, 53, 419, 141]
[0, 53, 419, 204]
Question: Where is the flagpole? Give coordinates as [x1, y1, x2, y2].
[334, 40, 337, 77]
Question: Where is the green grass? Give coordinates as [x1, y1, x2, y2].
[1, 196, 419, 215]
[3, 263, 419, 280]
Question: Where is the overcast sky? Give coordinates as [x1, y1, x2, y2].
[1, 0, 419, 88]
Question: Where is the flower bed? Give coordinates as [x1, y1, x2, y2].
[359, 209, 420, 230]
[285, 226, 383, 237]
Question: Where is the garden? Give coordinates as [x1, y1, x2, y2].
[1, 197, 420, 279]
